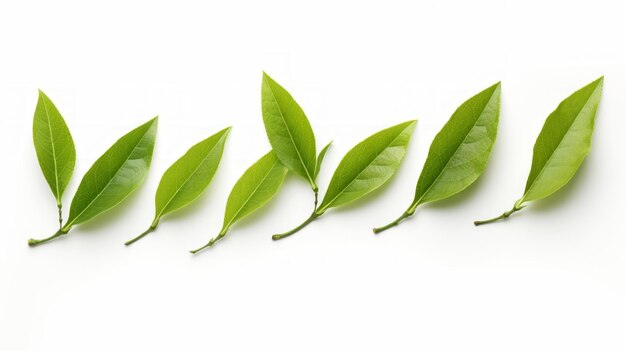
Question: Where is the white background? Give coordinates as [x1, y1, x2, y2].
[1, 0, 625, 350]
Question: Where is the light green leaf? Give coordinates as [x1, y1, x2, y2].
[475, 77, 603, 225]
[191, 151, 287, 253]
[261, 72, 317, 190]
[125, 127, 231, 245]
[65, 117, 158, 228]
[154, 127, 230, 220]
[374, 83, 500, 233]
[33, 90, 76, 208]
[314, 141, 332, 180]
[521, 77, 603, 203]
[317, 120, 416, 213]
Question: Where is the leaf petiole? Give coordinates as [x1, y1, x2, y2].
[190, 229, 229, 254]
[28, 227, 70, 247]
[373, 209, 414, 234]
[272, 211, 320, 241]
[474, 203, 524, 226]
[125, 219, 160, 246]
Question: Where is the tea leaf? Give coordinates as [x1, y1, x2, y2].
[33, 90, 76, 227]
[272, 120, 416, 240]
[314, 141, 332, 180]
[374, 83, 501, 233]
[475, 77, 603, 225]
[125, 127, 231, 245]
[261, 72, 317, 191]
[191, 151, 287, 253]
[29, 117, 158, 246]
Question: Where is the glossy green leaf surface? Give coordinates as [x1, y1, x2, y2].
[33, 90, 76, 205]
[220, 151, 288, 233]
[521, 77, 603, 203]
[474, 77, 604, 226]
[153, 127, 230, 221]
[412, 82, 500, 208]
[317, 120, 416, 213]
[64, 117, 158, 228]
[314, 141, 332, 180]
[261, 72, 317, 189]
[191, 150, 288, 253]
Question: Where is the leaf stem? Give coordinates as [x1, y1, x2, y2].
[28, 228, 69, 247]
[190, 229, 228, 254]
[474, 205, 524, 226]
[57, 204, 63, 230]
[272, 211, 320, 241]
[373, 210, 413, 234]
[125, 219, 160, 246]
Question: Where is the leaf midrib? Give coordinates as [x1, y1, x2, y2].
[265, 78, 314, 185]
[413, 90, 498, 208]
[221, 159, 282, 233]
[41, 95, 61, 202]
[318, 125, 410, 213]
[155, 137, 224, 220]
[521, 85, 600, 202]
[66, 125, 153, 228]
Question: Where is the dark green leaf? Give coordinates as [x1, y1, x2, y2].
[65, 117, 158, 229]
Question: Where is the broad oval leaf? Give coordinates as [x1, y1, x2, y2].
[261, 72, 317, 189]
[317, 120, 416, 213]
[521, 77, 603, 203]
[220, 151, 288, 233]
[33, 90, 76, 205]
[153, 127, 230, 221]
[64, 117, 158, 228]
[412, 82, 500, 207]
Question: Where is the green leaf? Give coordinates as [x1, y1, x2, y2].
[154, 127, 230, 220]
[125, 127, 231, 245]
[521, 77, 603, 202]
[33, 90, 76, 208]
[66, 117, 158, 228]
[314, 141, 332, 180]
[272, 121, 416, 241]
[316, 121, 416, 214]
[191, 151, 287, 253]
[261, 72, 317, 190]
[475, 77, 603, 226]
[374, 83, 501, 233]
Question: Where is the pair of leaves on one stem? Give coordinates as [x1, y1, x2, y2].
[30, 90, 158, 246]
[258, 73, 418, 240]
[475, 77, 603, 225]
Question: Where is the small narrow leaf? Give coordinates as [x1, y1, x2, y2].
[272, 120, 416, 241]
[374, 83, 501, 233]
[191, 151, 287, 253]
[125, 127, 231, 245]
[475, 77, 603, 225]
[32, 90, 76, 223]
[314, 141, 332, 180]
[261, 72, 317, 190]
